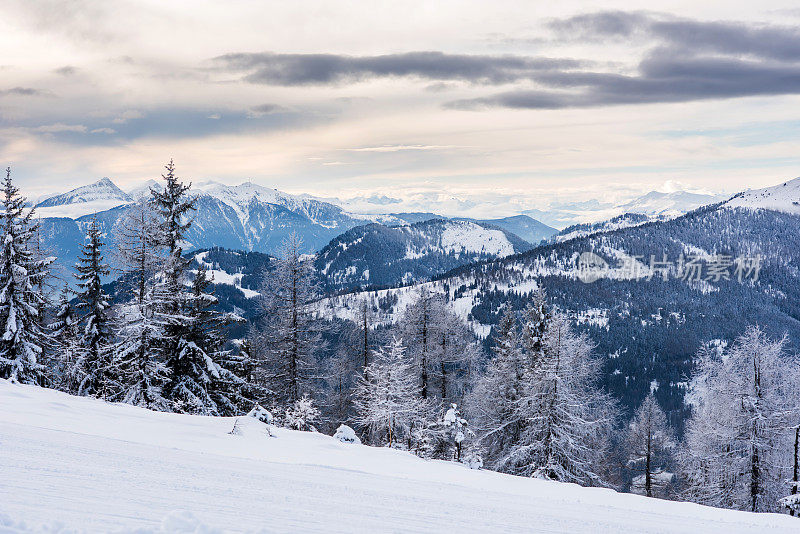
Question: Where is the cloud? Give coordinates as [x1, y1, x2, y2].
[112, 110, 145, 124]
[53, 65, 78, 76]
[90, 127, 116, 134]
[213, 51, 585, 86]
[549, 10, 800, 61]
[248, 103, 287, 117]
[450, 13, 800, 110]
[343, 144, 458, 152]
[35, 123, 87, 133]
[0, 86, 49, 96]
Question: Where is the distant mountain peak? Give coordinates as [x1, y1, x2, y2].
[35, 177, 132, 218]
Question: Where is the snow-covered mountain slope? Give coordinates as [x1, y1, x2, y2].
[315, 219, 533, 291]
[318, 203, 800, 425]
[126, 179, 161, 199]
[2, 380, 796, 533]
[723, 177, 800, 215]
[34, 178, 132, 218]
[553, 213, 653, 243]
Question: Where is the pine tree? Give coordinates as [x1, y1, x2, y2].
[253, 233, 324, 406]
[165, 264, 242, 415]
[505, 314, 616, 484]
[625, 393, 675, 497]
[434, 306, 482, 404]
[0, 168, 54, 385]
[681, 326, 800, 512]
[468, 308, 525, 468]
[111, 198, 169, 409]
[49, 283, 83, 392]
[74, 216, 113, 398]
[321, 298, 374, 426]
[399, 288, 440, 400]
[354, 337, 420, 447]
[150, 159, 196, 295]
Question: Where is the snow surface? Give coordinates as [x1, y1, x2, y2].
[2, 380, 798, 533]
[724, 177, 800, 215]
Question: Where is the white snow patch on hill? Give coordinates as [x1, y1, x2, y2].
[724, 177, 800, 215]
[1, 380, 797, 533]
[439, 221, 515, 257]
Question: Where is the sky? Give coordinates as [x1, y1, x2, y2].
[4, 0, 800, 217]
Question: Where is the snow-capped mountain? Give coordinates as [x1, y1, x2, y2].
[34, 177, 132, 218]
[723, 177, 800, 214]
[617, 190, 725, 218]
[315, 219, 533, 292]
[524, 189, 724, 229]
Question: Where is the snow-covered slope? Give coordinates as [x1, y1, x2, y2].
[723, 177, 800, 215]
[34, 178, 132, 218]
[2, 380, 796, 533]
[315, 219, 532, 291]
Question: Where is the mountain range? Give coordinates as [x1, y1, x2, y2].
[32, 178, 558, 281]
[315, 177, 800, 427]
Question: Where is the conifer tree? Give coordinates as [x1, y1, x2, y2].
[467, 308, 525, 467]
[681, 327, 800, 512]
[253, 233, 324, 406]
[625, 393, 675, 497]
[354, 337, 420, 447]
[112, 198, 169, 409]
[165, 264, 240, 415]
[0, 168, 53, 385]
[74, 216, 113, 397]
[49, 283, 83, 392]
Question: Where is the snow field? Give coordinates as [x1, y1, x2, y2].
[1, 380, 798, 533]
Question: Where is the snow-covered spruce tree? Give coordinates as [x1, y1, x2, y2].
[420, 403, 475, 461]
[49, 283, 84, 392]
[625, 393, 676, 498]
[497, 313, 617, 485]
[150, 159, 196, 298]
[111, 197, 170, 409]
[74, 216, 113, 398]
[520, 289, 549, 370]
[681, 326, 800, 513]
[285, 394, 321, 431]
[164, 264, 245, 415]
[252, 233, 325, 407]
[467, 308, 525, 468]
[353, 337, 421, 447]
[0, 169, 53, 385]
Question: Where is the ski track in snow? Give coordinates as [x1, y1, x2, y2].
[1, 380, 798, 533]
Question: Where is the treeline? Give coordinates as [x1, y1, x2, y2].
[2, 162, 800, 516]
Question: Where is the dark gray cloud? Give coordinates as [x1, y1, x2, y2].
[249, 103, 286, 115]
[449, 58, 800, 110]
[54, 65, 78, 76]
[549, 11, 800, 61]
[213, 51, 585, 86]
[452, 12, 800, 110]
[0, 86, 49, 97]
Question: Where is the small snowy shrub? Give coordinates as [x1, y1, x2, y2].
[284, 395, 320, 431]
[333, 424, 362, 444]
[247, 404, 274, 424]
